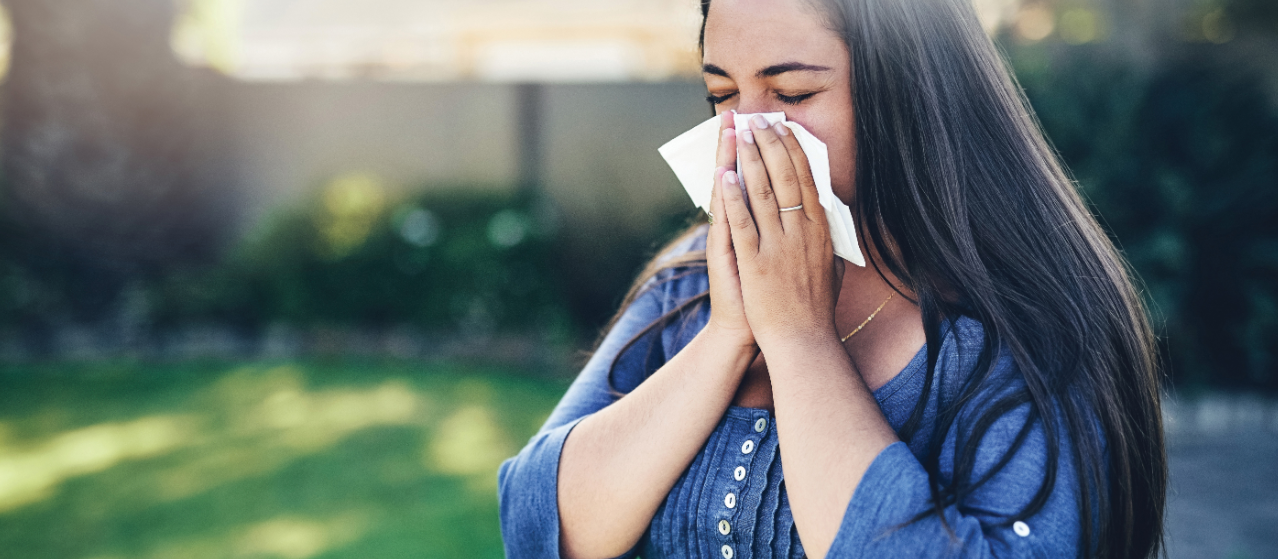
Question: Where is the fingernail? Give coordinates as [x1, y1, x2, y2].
[751, 115, 769, 129]
[722, 128, 734, 141]
[714, 166, 727, 179]
[774, 123, 789, 136]
[741, 130, 755, 144]
[725, 171, 739, 185]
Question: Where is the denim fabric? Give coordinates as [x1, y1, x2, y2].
[498, 226, 1086, 558]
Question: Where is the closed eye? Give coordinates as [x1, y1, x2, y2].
[776, 92, 818, 105]
[706, 92, 738, 105]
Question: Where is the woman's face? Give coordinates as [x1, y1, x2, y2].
[702, 0, 856, 203]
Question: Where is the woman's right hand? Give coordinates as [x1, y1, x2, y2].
[705, 111, 755, 350]
[550, 112, 765, 559]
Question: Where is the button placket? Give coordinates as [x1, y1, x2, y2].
[716, 410, 771, 556]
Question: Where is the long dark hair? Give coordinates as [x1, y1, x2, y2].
[594, 0, 1166, 557]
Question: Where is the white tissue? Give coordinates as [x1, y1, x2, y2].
[658, 112, 865, 266]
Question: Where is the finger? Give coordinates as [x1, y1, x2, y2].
[720, 169, 759, 258]
[708, 166, 739, 273]
[711, 113, 736, 220]
[708, 166, 728, 250]
[748, 116, 805, 226]
[773, 122, 823, 224]
[710, 125, 734, 212]
[706, 113, 733, 223]
[736, 119, 781, 238]
[715, 111, 736, 170]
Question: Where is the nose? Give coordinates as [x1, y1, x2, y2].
[733, 91, 784, 117]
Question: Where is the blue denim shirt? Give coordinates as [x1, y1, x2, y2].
[499, 228, 1085, 558]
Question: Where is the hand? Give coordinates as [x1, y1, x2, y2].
[718, 114, 842, 351]
[704, 111, 755, 350]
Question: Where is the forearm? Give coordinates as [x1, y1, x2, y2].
[558, 324, 757, 559]
[766, 336, 898, 559]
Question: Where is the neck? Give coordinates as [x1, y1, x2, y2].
[833, 251, 927, 391]
[834, 240, 916, 340]
[835, 261, 901, 326]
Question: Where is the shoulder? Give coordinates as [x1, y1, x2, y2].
[880, 315, 1000, 411]
[936, 317, 1090, 487]
[655, 224, 709, 263]
[927, 315, 1027, 405]
[638, 225, 710, 308]
[884, 315, 1045, 458]
[935, 319, 1090, 544]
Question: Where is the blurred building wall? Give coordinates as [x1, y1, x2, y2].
[224, 80, 709, 234]
[226, 82, 517, 224]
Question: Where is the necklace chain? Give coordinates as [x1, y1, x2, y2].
[840, 293, 895, 343]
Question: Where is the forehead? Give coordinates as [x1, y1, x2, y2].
[702, 0, 846, 73]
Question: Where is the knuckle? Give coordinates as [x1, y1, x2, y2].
[777, 168, 799, 185]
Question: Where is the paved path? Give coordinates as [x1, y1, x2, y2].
[1164, 395, 1278, 559]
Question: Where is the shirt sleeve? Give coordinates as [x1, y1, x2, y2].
[828, 377, 1086, 558]
[497, 254, 700, 559]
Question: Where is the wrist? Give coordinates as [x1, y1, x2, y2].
[699, 321, 758, 355]
[755, 323, 841, 361]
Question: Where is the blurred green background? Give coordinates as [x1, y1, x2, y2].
[0, 0, 1275, 557]
[0, 360, 564, 558]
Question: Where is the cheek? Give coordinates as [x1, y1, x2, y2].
[796, 107, 856, 205]
[828, 129, 856, 204]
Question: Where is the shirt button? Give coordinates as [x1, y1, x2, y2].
[721, 544, 734, 559]
[734, 466, 746, 481]
[754, 418, 767, 432]
[741, 440, 755, 454]
[1013, 521, 1030, 537]
[724, 492, 737, 509]
[718, 519, 731, 535]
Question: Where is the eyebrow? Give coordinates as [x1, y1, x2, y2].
[702, 62, 834, 79]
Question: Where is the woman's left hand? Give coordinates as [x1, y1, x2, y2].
[719, 114, 845, 352]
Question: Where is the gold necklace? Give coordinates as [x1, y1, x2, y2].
[840, 293, 894, 342]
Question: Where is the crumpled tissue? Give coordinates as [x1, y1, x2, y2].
[657, 112, 865, 266]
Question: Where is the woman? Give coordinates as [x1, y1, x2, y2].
[499, 0, 1166, 557]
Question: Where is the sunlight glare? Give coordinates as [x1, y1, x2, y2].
[428, 405, 514, 490]
[154, 366, 427, 502]
[0, 416, 192, 512]
[236, 512, 369, 559]
[1015, 4, 1056, 42]
[171, 0, 245, 73]
[319, 173, 389, 259]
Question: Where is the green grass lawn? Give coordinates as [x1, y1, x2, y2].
[0, 359, 569, 559]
